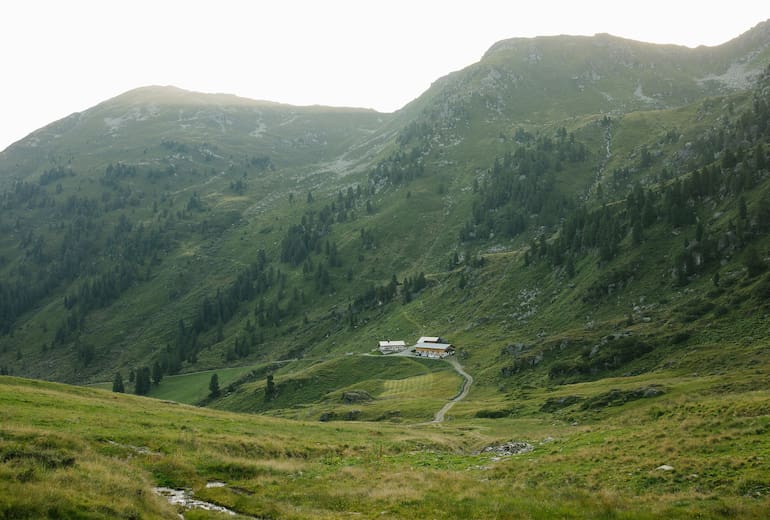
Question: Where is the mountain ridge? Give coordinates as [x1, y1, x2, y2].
[0, 23, 768, 395]
[4, 19, 769, 158]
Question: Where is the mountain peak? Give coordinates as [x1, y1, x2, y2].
[105, 85, 282, 108]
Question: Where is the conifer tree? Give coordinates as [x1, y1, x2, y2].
[134, 367, 151, 395]
[209, 373, 220, 398]
[112, 372, 125, 393]
[152, 361, 163, 385]
[265, 374, 276, 400]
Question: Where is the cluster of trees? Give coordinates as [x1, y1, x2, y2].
[54, 221, 165, 348]
[528, 162, 768, 285]
[401, 272, 428, 303]
[345, 272, 429, 329]
[1, 180, 52, 210]
[280, 222, 327, 267]
[0, 161, 170, 340]
[161, 139, 190, 153]
[0, 135, 295, 377]
[461, 129, 586, 242]
[0, 205, 103, 335]
[153, 250, 280, 375]
[38, 166, 74, 186]
[397, 120, 433, 147]
[369, 147, 425, 187]
[527, 203, 626, 268]
[104, 162, 138, 180]
[524, 66, 770, 288]
[248, 155, 273, 172]
[132, 180, 376, 377]
[194, 250, 273, 332]
[687, 80, 770, 172]
[347, 272, 428, 325]
[281, 186, 366, 267]
[1, 148, 254, 378]
[368, 117, 437, 188]
[112, 364, 163, 395]
[224, 329, 262, 362]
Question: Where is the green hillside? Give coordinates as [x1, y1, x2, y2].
[2, 18, 770, 518]
[0, 21, 768, 397]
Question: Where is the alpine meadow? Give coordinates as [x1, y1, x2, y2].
[2, 19, 770, 519]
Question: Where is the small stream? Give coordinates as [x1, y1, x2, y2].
[154, 485, 237, 517]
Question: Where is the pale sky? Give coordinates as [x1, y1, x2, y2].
[1, 1, 768, 151]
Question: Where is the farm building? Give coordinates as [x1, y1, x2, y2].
[378, 340, 407, 354]
[414, 342, 455, 358]
[417, 336, 444, 344]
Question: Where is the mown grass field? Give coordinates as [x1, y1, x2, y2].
[209, 355, 461, 422]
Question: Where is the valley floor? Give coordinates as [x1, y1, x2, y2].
[2, 367, 770, 519]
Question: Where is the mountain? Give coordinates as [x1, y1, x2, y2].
[0, 21, 768, 395]
[1, 85, 388, 179]
[2, 20, 770, 519]
[393, 20, 770, 132]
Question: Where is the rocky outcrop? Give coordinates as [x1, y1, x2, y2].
[479, 441, 534, 456]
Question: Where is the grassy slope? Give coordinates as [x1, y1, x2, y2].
[1, 28, 767, 386]
[0, 86, 391, 383]
[91, 81, 770, 430]
[1, 31, 770, 518]
[2, 366, 770, 519]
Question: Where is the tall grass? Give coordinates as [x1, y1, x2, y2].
[2, 372, 770, 519]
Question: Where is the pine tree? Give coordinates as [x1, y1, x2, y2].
[134, 367, 151, 395]
[112, 372, 125, 393]
[209, 373, 220, 398]
[152, 361, 163, 385]
[265, 374, 276, 400]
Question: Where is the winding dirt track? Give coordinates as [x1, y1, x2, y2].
[432, 358, 473, 423]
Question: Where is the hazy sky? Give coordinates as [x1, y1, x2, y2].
[2, 1, 768, 151]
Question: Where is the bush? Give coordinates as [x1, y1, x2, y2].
[475, 409, 513, 419]
[671, 331, 691, 344]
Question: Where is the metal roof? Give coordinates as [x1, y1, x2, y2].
[414, 343, 454, 351]
[378, 340, 406, 347]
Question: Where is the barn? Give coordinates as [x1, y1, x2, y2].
[414, 342, 455, 358]
[378, 340, 407, 354]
